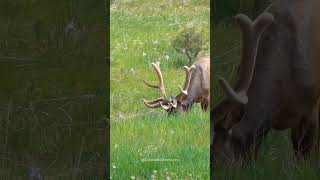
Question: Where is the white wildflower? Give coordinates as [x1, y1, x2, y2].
[153, 170, 157, 174]
[165, 55, 169, 61]
[119, 113, 124, 119]
[131, 176, 135, 179]
[143, 52, 147, 57]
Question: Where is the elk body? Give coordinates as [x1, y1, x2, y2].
[143, 56, 210, 114]
[213, 0, 320, 161]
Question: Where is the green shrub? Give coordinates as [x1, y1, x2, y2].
[171, 25, 206, 66]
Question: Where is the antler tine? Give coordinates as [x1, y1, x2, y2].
[142, 61, 170, 109]
[179, 64, 196, 95]
[218, 12, 274, 104]
[142, 99, 161, 108]
[143, 61, 168, 99]
[142, 97, 167, 105]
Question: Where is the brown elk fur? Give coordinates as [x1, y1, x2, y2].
[143, 56, 210, 114]
[213, 0, 320, 161]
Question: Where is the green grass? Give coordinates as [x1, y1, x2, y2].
[0, 0, 106, 178]
[111, 110, 209, 179]
[213, 23, 320, 180]
[110, 0, 210, 179]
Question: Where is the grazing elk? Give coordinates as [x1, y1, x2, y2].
[213, 0, 320, 162]
[142, 56, 210, 114]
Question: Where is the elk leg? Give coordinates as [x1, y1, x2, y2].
[291, 111, 319, 159]
[201, 98, 209, 111]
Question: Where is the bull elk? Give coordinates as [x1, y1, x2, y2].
[213, 0, 320, 162]
[142, 56, 210, 114]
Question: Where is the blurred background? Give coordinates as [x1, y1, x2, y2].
[0, 0, 107, 178]
[212, 0, 270, 27]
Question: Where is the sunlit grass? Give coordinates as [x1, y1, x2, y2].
[111, 109, 209, 179]
[110, 0, 210, 178]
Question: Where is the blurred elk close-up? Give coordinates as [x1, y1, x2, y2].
[213, 0, 320, 162]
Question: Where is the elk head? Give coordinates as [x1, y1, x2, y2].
[142, 61, 196, 114]
[213, 12, 274, 161]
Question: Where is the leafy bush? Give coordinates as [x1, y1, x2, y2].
[171, 25, 206, 66]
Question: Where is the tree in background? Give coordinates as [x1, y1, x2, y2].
[171, 26, 206, 66]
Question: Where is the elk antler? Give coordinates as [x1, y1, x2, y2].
[179, 65, 196, 95]
[143, 62, 167, 98]
[218, 13, 274, 104]
[143, 97, 167, 108]
[142, 61, 169, 108]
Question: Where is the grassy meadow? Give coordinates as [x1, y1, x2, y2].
[110, 0, 210, 179]
[212, 22, 320, 180]
[0, 0, 106, 179]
